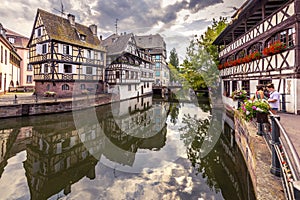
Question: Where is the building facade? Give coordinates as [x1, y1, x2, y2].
[27, 9, 106, 97]
[0, 24, 22, 94]
[103, 33, 154, 100]
[6, 29, 33, 89]
[213, 0, 300, 114]
[136, 34, 170, 87]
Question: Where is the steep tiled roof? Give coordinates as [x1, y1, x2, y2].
[30, 9, 105, 51]
[135, 34, 165, 49]
[102, 33, 133, 56]
[6, 29, 29, 49]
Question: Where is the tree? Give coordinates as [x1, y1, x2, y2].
[182, 17, 228, 91]
[169, 48, 179, 70]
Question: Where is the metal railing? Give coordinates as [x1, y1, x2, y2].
[268, 111, 300, 199]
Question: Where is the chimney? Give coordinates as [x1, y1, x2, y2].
[67, 14, 75, 27]
[89, 24, 97, 36]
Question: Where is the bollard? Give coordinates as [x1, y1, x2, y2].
[270, 115, 281, 177]
[13, 95, 18, 104]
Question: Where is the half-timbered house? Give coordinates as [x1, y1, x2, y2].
[103, 33, 154, 100]
[27, 9, 106, 97]
[0, 23, 22, 94]
[136, 34, 170, 87]
[213, 0, 300, 114]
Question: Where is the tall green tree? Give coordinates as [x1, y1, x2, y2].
[182, 17, 228, 90]
[169, 48, 179, 70]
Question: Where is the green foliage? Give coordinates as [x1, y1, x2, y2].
[182, 17, 228, 90]
[169, 48, 179, 69]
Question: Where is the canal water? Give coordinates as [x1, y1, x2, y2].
[0, 96, 255, 200]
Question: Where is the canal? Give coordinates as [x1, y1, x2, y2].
[0, 95, 255, 200]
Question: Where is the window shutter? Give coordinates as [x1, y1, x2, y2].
[58, 63, 64, 73]
[69, 46, 73, 55]
[82, 66, 86, 74]
[36, 44, 42, 55]
[41, 64, 44, 73]
[58, 43, 62, 54]
[72, 65, 76, 74]
[83, 49, 87, 58]
[92, 67, 96, 75]
[91, 50, 94, 59]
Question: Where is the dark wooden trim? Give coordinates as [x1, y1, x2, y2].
[219, 16, 297, 60]
[295, 0, 300, 74]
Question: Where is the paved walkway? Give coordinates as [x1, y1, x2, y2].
[278, 113, 300, 161]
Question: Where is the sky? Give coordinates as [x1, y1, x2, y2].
[0, 0, 245, 62]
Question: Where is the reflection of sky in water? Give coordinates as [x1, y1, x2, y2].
[0, 151, 30, 200]
[62, 103, 220, 200]
[0, 102, 229, 200]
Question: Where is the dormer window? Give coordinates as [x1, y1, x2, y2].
[8, 37, 15, 44]
[80, 34, 86, 41]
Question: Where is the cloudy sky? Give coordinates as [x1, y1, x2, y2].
[0, 0, 245, 62]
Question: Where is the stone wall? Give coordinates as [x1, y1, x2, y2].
[234, 111, 284, 199]
[0, 94, 112, 118]
[35, 81, 104, 97]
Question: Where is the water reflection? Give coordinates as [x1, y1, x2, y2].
[0, 96, 255, 199]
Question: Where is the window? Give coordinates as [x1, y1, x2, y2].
[131, 71, 134, 79]
[27, 64, 33, 71]
[86, 67, 92, 74]
[259, 79, 272, 87]
[64, 64, 72, 73]
[126, 70, 129, 79]
[4, 50, 7, 65]
[242, 80, 250, 96]
[44, 64, 49, 73]
[223, 81, 230, 97]
[8, 37, 15, 44]
[116, 71, 120, 79]
[232, 81, 238, 93]
[80, 34, 86, 41]
[155, 71, 160, 77]
[46, 84, 50, 91]
[87, 50, 91, 58]
[42, 44, 47, 54]
[155, 55, 160, 60]
[1, 46, 2, 63]
[37, 27, 42, 37]
[156, 63, 160, 69]
[128, 84, 131, 91]
[147, 82, 149, 88]
[80, 84, 86, 89]
[62, 84, 69, 90]
[63, 45, 71, 55]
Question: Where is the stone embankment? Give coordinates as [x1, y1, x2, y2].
[0, 93, 114, 118]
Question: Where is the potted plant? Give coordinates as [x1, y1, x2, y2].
[231, 89, 247, 101]
[240, 99, 270, 122]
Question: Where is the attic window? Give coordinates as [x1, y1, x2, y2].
[8, 37, 15, 44]
[80, 34, 86, 41]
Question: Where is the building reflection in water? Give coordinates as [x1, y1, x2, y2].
[0, 96, 255, 200]
[21, 95, 170, 199]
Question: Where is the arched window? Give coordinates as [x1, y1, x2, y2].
[80, 84, 86, 90]
[237, 49, 246, 59]
[248, 43, 262, 54]
[62, 84, 69, 90]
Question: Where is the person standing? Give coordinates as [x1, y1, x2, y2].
[266, 83, 280, 114]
